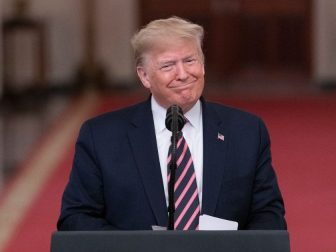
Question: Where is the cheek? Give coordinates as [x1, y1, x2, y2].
[189, 65, 205, 82]
[154, 74, 175, 89]
[194, 84, 204, 98]
[149, 76, 172, 96]
[197, 65, 205, 78]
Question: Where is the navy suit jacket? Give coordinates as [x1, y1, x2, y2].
[57, 97, 286, 230]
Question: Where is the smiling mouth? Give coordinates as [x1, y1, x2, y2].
[171, 80, 196, 89]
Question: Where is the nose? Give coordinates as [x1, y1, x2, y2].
[176, 62, 188, 81]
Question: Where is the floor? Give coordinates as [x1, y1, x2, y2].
[0, 90, 72, 188]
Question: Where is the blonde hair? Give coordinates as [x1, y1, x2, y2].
[131, 16, 204, 66]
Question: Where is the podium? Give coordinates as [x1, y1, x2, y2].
[51, 230, 290, 252]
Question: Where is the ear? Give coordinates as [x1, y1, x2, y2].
[136, 66, 151, 89]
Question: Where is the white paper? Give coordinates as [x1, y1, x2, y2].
[199, 214, 238, 230]
[152, 225, 167, 231]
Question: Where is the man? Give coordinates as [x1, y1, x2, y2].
[57, 17, 286, 231]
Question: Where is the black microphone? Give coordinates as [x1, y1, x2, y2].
[165, 105, 186, 230]
[165, 105, 186, 132]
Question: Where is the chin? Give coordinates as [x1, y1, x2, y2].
[169, 93, 199, 110]
[179, 100, 196, 112]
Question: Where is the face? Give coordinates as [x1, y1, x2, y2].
[136, 38, 205, 112]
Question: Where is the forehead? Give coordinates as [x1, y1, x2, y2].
[149, 38, 199, 57]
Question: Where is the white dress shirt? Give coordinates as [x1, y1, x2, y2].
[151, 96, 203, 209]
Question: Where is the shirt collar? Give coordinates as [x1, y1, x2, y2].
[184, 100, 201, 129]
[151, 96, 202, 133]
[151, 96, 167, 133]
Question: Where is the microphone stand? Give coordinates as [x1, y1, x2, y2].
[167, 112, 179, 230]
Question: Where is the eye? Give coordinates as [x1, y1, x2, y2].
[185, 58, 197, 65]
[160, 64, 174, 71]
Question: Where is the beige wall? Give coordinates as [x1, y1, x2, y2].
[2, 0, 138, 86]
[314, 0, 336, 83]
[96, 0, 138, 84]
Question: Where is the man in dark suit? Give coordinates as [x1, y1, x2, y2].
[57, 17, 286, 231]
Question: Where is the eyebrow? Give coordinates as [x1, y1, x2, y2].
[158, 54, 197, 65]
[158, 60, 176, 65]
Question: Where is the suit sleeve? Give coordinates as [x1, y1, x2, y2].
[57, 121, 116, 230]
[246, 119, 287, 230]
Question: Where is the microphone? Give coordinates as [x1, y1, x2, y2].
[165, 105, 186, 132]
[165, 105, 185, 230]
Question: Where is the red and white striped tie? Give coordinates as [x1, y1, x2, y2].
[167, 131, 200, 230]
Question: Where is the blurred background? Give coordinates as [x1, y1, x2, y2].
[0, 0, 335, 251]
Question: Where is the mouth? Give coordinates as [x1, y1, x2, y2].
[170, 80, 196, 90]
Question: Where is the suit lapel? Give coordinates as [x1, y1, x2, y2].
[202, 101, 230, 216]
[128, 100, 168, 227]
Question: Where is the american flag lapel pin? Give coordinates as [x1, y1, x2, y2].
[217, 132, 225, 141]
